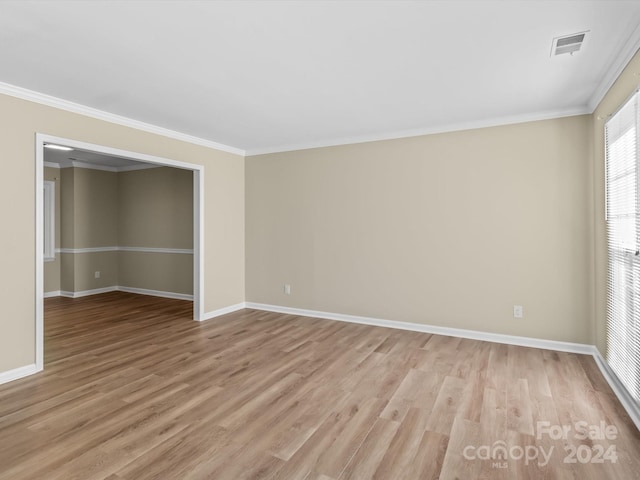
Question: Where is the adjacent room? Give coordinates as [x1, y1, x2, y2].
[43, 147, 195, 303]
[1, 1, 640, 479]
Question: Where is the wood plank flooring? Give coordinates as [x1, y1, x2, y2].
[0, 292, 639, 479]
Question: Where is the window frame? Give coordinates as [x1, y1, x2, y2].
[604, 88, 640, 406]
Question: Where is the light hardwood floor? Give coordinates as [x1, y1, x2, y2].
[0, 292, 638, 479]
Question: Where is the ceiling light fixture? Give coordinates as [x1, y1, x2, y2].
[44, 144, 73, 151]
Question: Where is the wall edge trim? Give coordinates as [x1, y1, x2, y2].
[245, 108, 589, 156]
[0, 81, 245, 156]
[0, 364, 40, 386]
[55, 286, 193, 300]
[118, 246, 194, 254]
[57, 246, 194, 254]
[588, 26, 640, 112]
[201, 302, 247, 321]
[60, 287, 119, 298]
[117, 286, 193, 301]
[245, 302, 594, 354]
[10, 298, 640, 431]
[246, 302, 640, 431]
[592, 347, 640, 432]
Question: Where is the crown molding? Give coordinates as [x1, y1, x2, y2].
[0, 79, 590, 158]
[70, 160, 117, 172]
[5, 68, 626, 158]
[588, 24, 640, 112]
[245, 107, 590, 156]
[45, 159, 160, 172]
[0, 81, 245, 156]
[116, 163, 160, 172]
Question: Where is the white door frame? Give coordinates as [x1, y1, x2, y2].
[35, 133, 204, 371]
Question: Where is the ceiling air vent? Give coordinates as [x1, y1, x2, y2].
[551, 31, 588, 56]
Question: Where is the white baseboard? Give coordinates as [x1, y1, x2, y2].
[53, 286, 192, 301]
[201, 302, 247, 321]
[60, 287, 118, 298]
[246, 302, 640, 432]
[592, 348, 640, 432]
[28, 295, 640, 432]
[0, 363, 39, 386]
[48, 288, 238, 319]
[244, 302, 594, 355]
[118, 286, 193, 301]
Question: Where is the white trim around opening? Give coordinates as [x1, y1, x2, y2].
[36, 133, 205, 373]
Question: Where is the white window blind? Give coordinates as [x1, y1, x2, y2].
[605, 89, 640, 405]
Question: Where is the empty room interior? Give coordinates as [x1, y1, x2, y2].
[2, 1, 640, 479]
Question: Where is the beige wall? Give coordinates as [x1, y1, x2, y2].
[73, 168, 119, 247]
[246, 116, 593, 344]
[70, 251, 119, 292]
[60, 252, 75, 294]
[0, 93, 244, 373]
[43, 167, 61, 293]
[592, 49, 640, 354]
[118, 167, 193, 248]
[118, 166, 194, 293]
[118, 251, 193, 295]
[60, 167, 75, 249]
[7, 48, 638, 376]
[59, 167, 76, 292]
[52, 166, 194, 295]
[59, 168, 120, 291]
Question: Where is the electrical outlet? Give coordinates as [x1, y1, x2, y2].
[513, 305, 523, 318]
[284, 284, 291, 295]
[94, 271, 101, 279]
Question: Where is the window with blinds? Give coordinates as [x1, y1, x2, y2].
[605, 89, 640, 405]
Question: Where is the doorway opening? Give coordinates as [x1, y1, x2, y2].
[35, 133, 204, 372]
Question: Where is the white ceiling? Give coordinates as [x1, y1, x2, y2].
[1, 1, 640, 155]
